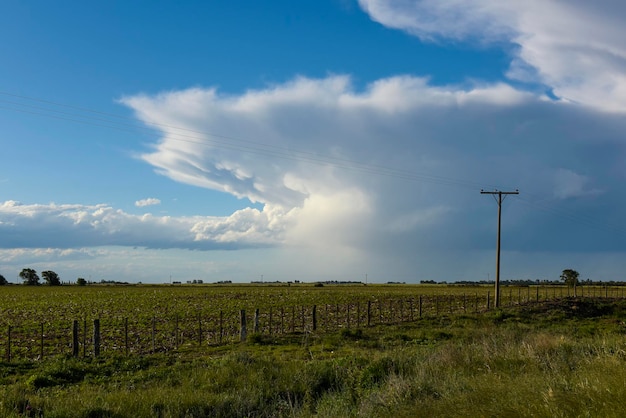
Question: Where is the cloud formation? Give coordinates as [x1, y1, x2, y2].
[0, 200, 288, 250]
[358, 0, 626, 112]
[135, 198, 161, 207]
[120, 74, 626, 262]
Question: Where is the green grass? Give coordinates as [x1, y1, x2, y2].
[2, 297, 626, 416]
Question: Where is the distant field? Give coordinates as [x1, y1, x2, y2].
[0, 282, 620, 325]
[1, 283, 623, 362]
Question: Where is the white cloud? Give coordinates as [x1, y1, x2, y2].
[0, 200, 290, 250]
[135, 198, 161, 207]
[358, 0, 626, 112]
[117, 75, 626, 265]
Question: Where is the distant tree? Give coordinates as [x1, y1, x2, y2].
[560, 269, 580, 287]
[20, 268, 40, 285]
[0, 274, 7, 285]
[42, 270, 61, 286]
[76, 277, 87, 286]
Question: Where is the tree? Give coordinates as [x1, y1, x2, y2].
[0, 274, 7, 285]
[560, 269, 580, 286]
[76, 277, 87, 286]
[20, 268, 40, 285]
[42, 270, 61, 286]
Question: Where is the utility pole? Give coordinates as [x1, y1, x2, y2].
[481, 189, 519, 308]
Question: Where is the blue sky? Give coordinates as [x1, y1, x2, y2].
[1, 0, 625, 283]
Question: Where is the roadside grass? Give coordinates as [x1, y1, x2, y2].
[2, 298, 626, 417]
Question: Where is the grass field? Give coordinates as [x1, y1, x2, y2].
[1, 284, 626, 417]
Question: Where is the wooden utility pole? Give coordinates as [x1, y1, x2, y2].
[481, 189, 519, 308]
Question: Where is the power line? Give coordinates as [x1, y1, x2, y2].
[481, 189, 519, 308]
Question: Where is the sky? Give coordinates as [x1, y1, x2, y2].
[1, 0, 626, 284]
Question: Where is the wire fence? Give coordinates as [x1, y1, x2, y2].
[2, 285, 624, 362]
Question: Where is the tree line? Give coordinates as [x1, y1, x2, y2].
[0, 268, 80, 286]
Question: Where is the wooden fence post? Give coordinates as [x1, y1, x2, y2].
[72, 320, 79, 357]
[240, 309, 247, 342]
[269, 307, 273, 335]
[93, 319, 100, 357]
[198, 314, 203, 345]
[367, 301, 371, 326]
[487, 291, 490, 310]
[312, 305, 317, 331]
[7, 325, 11, 362]
[357, 302, 361, 328]
[410, 299, 414, 321]
[40, 323, 44, 360]
[436, 296, 440, 316]
[152, 317, 156, 353]
[83, 318, 87, 357]
[254, 309, 260, 334]
[536, 286, 539, 302]
[175, 315, 180, 349]
[281, 307, 285, 334]
[301, 306, 305, 331]
[219, 311, 223, 344]
[419, 295, 423, 318]
[124, 317, 129, 356]
[346, 304, 351, 328]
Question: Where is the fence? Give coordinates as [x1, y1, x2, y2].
[2, 285, 624, 362]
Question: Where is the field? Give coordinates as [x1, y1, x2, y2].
[1, 283, 626, 417]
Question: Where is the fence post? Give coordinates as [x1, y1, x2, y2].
[419, 295, 423, 318]
[281, 307, 285, 334]
[410, 299, 414, 321]
[536, 286, 539, 302]
[152, 317, 156, 353]
[83, 318, 87, 357]
[240, 309, 247, 342]
[72, 320, 79, 357]
[269, 307, 273, 335]
[219, 311, 223, 344]
[124, 317, 129, 356]
[463, 294, 466, 313]
[346, 304, 350, 329]
[198, 314, 203, 345]
[487, 291, 490, 310]
[93, 319, 100, 357]
[301, 306, 305, 331]
[367, 301, 371, 326]
[357, 302, 361, 328]
[291, 306, 296, 333]
[312, 305, 317, 331]
[436, 296, 439, 316]
[175, 315, 179, 349]
[254, 309, 260, 334]
[40, 323, 44, 360]
[7, 325, 11, 362]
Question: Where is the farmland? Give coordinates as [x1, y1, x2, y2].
[1, 283, 626, 417]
